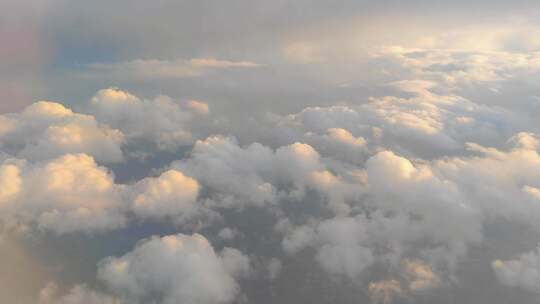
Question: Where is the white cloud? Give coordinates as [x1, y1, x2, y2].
[98, 233, 249, 304]
[0, 101, 124, 163]
[0, 153, 211, 234]
[0, 153, 126, 234]
[173, 136, 276, 208]
[173, 136, 359, 214]
[89, 87, 196, 150]
[374, 46, 540, 87]
[280, 147, 485, 280]
[279, 85, 520, 157]
[131, 169, 202, 221]
[492, 244, 540, 293]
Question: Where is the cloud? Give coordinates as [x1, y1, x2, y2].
[173, 136, 277, 208]
[89, 87, 207, 150]
[173, 136, 359, 214]
[278, 82, 521, 157]
[85, 58, 262, 80]
[184, 100, 210, 115]
[0, 87, 212, 159]
[3, 2, 540, 303]
[188, 58, 262, 68]
[0, 153, 125, 234]
[130, 169, 203, 222]
[97, 233, 249, 304]
[368, 280, 403, 304]
[266, 258, 282, 280]
[374, 46, 540, 87]
[0, 101, 124, 163]
[403, 259, 439, 291]
[218, 227, 240, 241]
[492, 244, 540, 293]
[280, 147, 483, 281]
[39, 283, 118, 304]
[0, 153, 210, 234]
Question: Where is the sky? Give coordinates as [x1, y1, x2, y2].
[1, 1, 540, 303]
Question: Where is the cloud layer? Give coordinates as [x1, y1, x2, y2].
[2, 2, 540, 303]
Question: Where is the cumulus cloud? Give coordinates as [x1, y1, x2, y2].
[278, 84, 521, 158]
[131, 169, 200, 220]
[4, 4, 540, 303]
[279, 132, 540, 286]
[0, 88, 213, 162]
[0, 101, 124, 163]
[0, 153, 212, 234]
[97, 233, 249, 304]
[374, 46, 540, 87]
[0, 153, 125, 234]
[492, 244, 540, 293]
[89, 87, 201, 150]
[173, 136, 276, 208]
[173, 136, 359, 214]
[280, 148, 482, 281]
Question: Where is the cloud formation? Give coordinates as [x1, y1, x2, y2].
[0, 101, 124, 163]
[2, 2, 540, 303]
[98, 233, 249, 304]
[86, 58, 262, 80]
[492, 244, 540, 293]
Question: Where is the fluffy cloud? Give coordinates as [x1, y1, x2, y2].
[433, 133, 540, 225]
[492, 245, 540, 293]
[281, 148, 481, 281]
[0, 153, 125, 234]
[0, 154, 210, 234]
[0, 101, 124, 163]
[131, 170, 199, 218]
[0, 89, 212, 163]
[173, 136, 276, 208]
[374, 46, 540, 87]
[130, 169, 211, 226]
[5, 2, 540, 303]
[89, 87, 202, 150]
[279, 131, 540, 289]
[279, 83, 520, 158]
[97, 233, 249, 304]
[173, 136, 359, 214]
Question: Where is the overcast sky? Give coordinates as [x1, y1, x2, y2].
[1, 1, 540, 303]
